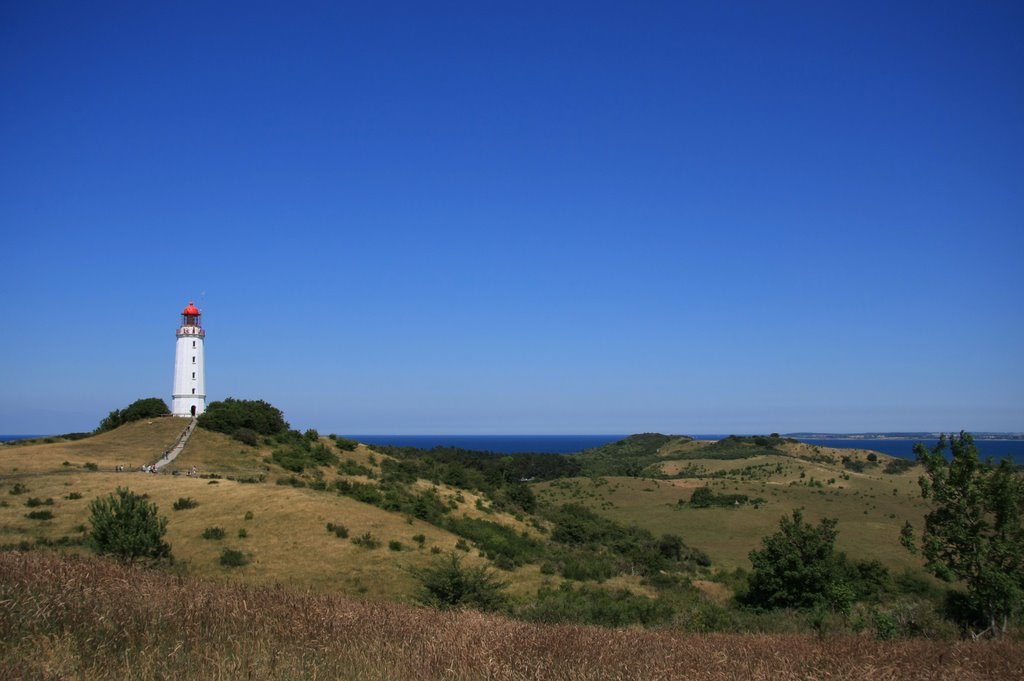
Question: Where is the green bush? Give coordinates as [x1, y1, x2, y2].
[231, 427, 260, 446]
[25, 497, 54, 507]
[83, 463, 99, 471]
[219, 548, 249, 567]
[351, 532, 379, 549]
[326, 522, 349, 538]
[237, 529, 247, 539]
[172, 497, 198, 511]
[26, 510, 54, 520]
[332, 436, 359, 451]
[65, 492, 83, 500]
[388, 540, 404, 551]
[411, 552, 509, 612]
[87, 488, 171, 563]
[198, 398, 288, 436]
[520, 583, 674, 627]
[8, 483, 28, 495]
[201, 527, 226, 540]
[96, 397, 170, 433]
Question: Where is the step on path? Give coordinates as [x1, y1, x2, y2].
[153, 417, 197, 471]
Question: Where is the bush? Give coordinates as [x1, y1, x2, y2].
[237, 529, 247, 539]
[8, 483, 28, 495]
[96, 397, 171, 433]
[201, 527, 226, 540]
[389, 540, 404, 551]
[352, 532, 379, 549]
[65, 492, 83, 500]
[83, 462, 99, 471]
[87, 488, 171, 563]
[332, 436, 359, 451]
[198, 398, 288, 436]
[172, 497, 199, 511]
[232, 427, 260, 446]
[411, 552, 509, 612]
[520, 583, 674, 627]
[326, 522, 349, 538]
[26, 510, 54, 520]
[219, 548, 249, 567]
[25, 497, 54, 507]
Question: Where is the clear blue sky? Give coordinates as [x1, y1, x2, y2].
[2, 1, 1022, 435]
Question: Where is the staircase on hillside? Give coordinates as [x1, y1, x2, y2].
[153, 417, 197, 471]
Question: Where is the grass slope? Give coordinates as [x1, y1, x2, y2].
[4, 550, 1022, 681]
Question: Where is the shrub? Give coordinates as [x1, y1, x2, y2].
[25, 497, 54, 507]
[172, 497, 199, 511]
[521, 583, 674, 627]
[326, 522, 349, 538]
[87, 488, 171, 563]
[244, 511, 254, 521]
[389, 540, 404, 552]
[96, 397, 170, 433]
[352, 532, 379, 549]
[8, 483, 28, 495]
[237, 529, 247, 539]
[232, 427, 260, 446]
[198, 398, 288, 436]
[412, 534, 426, 546]
[26, 510, 54, 520]
[333, 436, 359, 451]
[65, 492, 83, 500]
[201, 527, 226, 540]
[219, 548, 249, 567]
[411, 552, 509, 612]
[84, 462, 99, 471]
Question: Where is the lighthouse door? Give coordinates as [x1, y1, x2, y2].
[191, 405, 196, 417]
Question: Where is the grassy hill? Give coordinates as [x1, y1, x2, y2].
[0, 423, 1002, 642]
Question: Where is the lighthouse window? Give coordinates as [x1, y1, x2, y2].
[192, 372, 195, 379]
[192, 341, 196, 348]
[192, 388, 195, 394]
[192, 356, 195, 363]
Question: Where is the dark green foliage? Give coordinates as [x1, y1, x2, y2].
[87, 488, 171, 563]
[331, 435, 359, 451]
[688, 486, 755, 508]
[842, 456, 876, 473]
[8, 483, 28, 495]
[521, 583, 674, 627]
[572, 433, 678, 476]
[24, 497, 54, 507]
[219, 548, 248, 567]
[743, 509, 847, 611]
[96, 398, 171, 433]
[83, 462, 99, 471]
[231, 427, 259, 446]
[26, 510, 54, 520]
[884, 458, 915, 475]
[65, 492, 83, 500]
[201, 527, 226, 540]
[412, 552, 509, 612]
[172, 497, 198, 511]
[326, 522, 349, 538]
[338, 458, 373, 476]
[388, 540, 403, 551]
[412, 533, 426, 546]
[197, 397, 288, 436]
[902, 432, 1024, 638]
[443, 517, 542, 567]
[675, 435, 791, 462]
[271, 439, 338, 473]
[351, 532, 380, 549]
[237, 529, 247, 539]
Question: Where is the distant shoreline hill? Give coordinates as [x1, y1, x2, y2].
[785, 432, 1024, 441]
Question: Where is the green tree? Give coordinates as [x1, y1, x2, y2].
[87, 488, 172, 563]
[411, 552, 509, 612]
[743, 509, 849, 611]
[96, 397, 170, 433]
[197, 397, 288, 436]
[901, 432, 1024, 638]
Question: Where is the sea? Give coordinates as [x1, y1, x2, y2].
[5, 433, 1022, 464]
[347, 434, 1024, 464]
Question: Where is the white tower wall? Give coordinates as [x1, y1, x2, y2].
[172, 305, 206, 417]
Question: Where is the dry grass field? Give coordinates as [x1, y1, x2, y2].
[3, 550, 1021, 681]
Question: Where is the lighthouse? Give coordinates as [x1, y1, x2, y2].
[172, 301, 206, 417]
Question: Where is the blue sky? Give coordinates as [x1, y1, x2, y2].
[2, 1, 1022, 435]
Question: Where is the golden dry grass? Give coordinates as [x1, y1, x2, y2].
[3, 550, 1021, 681]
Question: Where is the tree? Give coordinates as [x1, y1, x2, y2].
[96, 397, 170, 433]
[901, 432, 1024, 638]
[743, 509, 848, 611]
[411, 552, 509, 612]
[88, 488, 172, 563]
[197, 397, 289, 436]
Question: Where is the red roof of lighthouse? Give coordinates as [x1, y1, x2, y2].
[182, 302, 201, 316]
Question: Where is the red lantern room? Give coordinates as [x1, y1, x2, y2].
[181, 302, 202, 328]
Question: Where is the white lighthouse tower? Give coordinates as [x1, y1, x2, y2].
[172, 301, 206, 417]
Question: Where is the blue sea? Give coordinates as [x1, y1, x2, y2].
[347, 434, 1024, 464]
